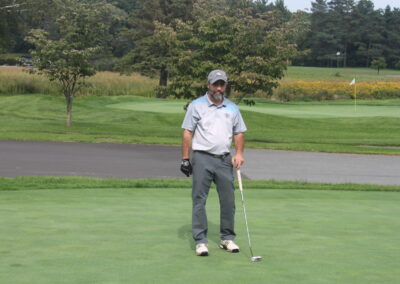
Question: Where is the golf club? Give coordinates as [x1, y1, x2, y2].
[236, 169, 262, 262]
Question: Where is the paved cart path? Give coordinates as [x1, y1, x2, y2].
[1, 140, 400, 185]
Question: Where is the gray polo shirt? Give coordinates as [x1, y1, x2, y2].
[182, 94, 247, 155]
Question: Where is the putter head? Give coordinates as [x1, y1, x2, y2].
[251, 256, 262, 262]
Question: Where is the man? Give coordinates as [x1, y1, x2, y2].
[180, 69, 247, 256]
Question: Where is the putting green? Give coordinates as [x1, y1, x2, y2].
[108, 100, 188, 114]
[107, 100, 400, 118]
[1, 188, 399, 284]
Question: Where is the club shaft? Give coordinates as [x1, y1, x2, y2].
[237, 169, 255, 257]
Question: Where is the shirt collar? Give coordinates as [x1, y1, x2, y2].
[205, 93, 226, 108]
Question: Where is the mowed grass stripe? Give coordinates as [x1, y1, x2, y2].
[0, 187, 399, 284]
[107, 100, 187, 114]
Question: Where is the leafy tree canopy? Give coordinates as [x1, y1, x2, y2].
[26, 0, 114, 127]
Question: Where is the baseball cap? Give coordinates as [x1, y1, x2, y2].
[208, 69, 228, 84]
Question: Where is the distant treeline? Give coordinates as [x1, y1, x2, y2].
[1, 0, 399, 70]
[295, 0, 400, 69]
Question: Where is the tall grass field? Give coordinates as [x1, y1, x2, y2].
[2, 66, 400, 99]
[1, 178, 399, 284]
[0, 67, 157, 97]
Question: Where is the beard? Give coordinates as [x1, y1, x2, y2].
[208, 90, 223, 102]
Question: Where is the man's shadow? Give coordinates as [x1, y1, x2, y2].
[178, 221, 220, 249]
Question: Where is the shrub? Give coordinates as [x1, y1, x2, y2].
[0, 54, 22, 66]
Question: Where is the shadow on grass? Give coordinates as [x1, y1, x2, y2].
[177, 222, 220, 250]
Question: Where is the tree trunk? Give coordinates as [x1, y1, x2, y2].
[343, 42, 348, 68]
[157, 66, 168, 99]
[159, 66, 168, 87]
[66, 95, 73, 128]
[225, 84, 232, 98]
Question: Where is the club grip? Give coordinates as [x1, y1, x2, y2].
[236, 169, 243, 193]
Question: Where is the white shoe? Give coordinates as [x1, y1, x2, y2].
[220, 240, 240, 253]
[195, 243, 209, 256]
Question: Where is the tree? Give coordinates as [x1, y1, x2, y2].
[353, 0, 384, 67]
[0, 0, 25, 52]
[382, 6, 400, 68]
[120, 20, 179, 97]
[306, 0, 338, 67]
[166, 1, 305, 102]
[120, 0, 194, 96]
[273, 0, 291, 22]
[327, 0, 356, 67]
[302, 0, 400, 68]
[290, 10, 311, 66]
[370, 57, 386, 74]
[26, 0, 112, 127]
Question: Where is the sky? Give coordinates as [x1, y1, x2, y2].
[283, 0, 400, 12]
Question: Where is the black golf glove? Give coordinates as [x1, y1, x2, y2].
[180, 159, 192, 177]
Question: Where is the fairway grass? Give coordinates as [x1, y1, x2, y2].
[283, 66, 400, 82]
[1, 184, 399, 284]
[1, 94, 400, 155]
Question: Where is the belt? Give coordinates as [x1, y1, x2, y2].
[194, 150, 229, 158]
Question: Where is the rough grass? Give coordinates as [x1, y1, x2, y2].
[1, 176, 400, 192]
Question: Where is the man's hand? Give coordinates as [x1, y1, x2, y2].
[233, 133, 245, 169]
[232, 154, 244, 169]
[180, 159, 193, 177]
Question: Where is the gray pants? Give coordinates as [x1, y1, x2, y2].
[191, 151, 236, 244]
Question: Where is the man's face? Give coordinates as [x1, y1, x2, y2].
[208, 80, 227, 102]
